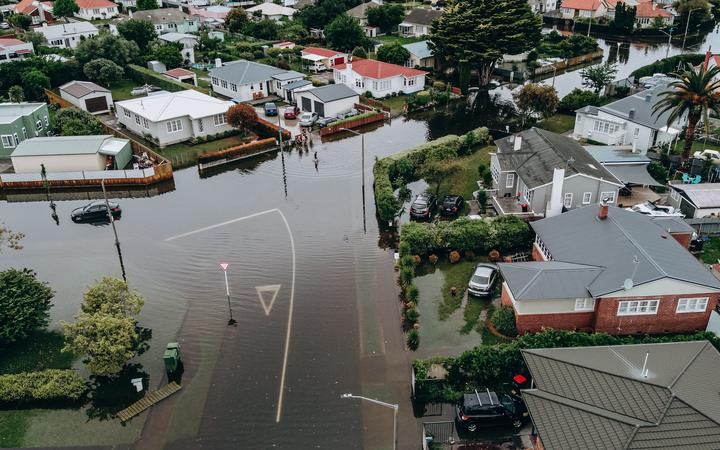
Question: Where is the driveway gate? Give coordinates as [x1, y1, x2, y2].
[422, 421, 455, 449]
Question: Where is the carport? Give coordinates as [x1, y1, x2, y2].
[604, 164, 663, 187]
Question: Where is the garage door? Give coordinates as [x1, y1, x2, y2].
[314, 101, 325, 117]
[301, 96, 312, 112]
[85, 96, 108, 113]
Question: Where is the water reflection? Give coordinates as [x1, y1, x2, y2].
[85, 363, 149, 423]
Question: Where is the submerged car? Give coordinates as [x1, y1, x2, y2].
[264, 102, 278, 116]
[626, 201, 684, 217]
[298, 112, 318, 127]
[467, 263, 497, 296]
[71, 201, 121, 223]
[456, 389, 527, 432]
[317, 116, 337, 128]
[409, 193, 437, 220]
[440, 194, 464, 217]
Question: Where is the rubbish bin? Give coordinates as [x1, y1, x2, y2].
[163, 342, 181, 373]
[521, 203, 528, 213]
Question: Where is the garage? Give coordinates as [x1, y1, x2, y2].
[294, 84, 359, 119]
[85, 96, 109, 113]
[59, 80, 114, 115]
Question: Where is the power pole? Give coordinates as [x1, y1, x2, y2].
[101, 179, 126, 282]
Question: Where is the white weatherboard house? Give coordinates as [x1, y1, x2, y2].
[573, 81, 682, 153]
[294, 84, 359, 118]
[115, 90, 233, 147]
[74, 0, 119, 20]
[0, 38, 34, 63]
[246, 2, 295, 21]
[132, 9, 200, 34]
[59, 80, 113, 114]
[11, 135, 132, 173]
[333, 59, 427, 97]
[209, 60, 304, 102]
[37, 22, 99, 49]
[398, 8, 442, 38]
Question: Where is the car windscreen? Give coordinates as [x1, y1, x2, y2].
[412, 201, 427, 208]
[472, 275, 490, 284]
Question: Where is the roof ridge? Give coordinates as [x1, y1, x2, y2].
[668, 341, 708, 389]
[516, 267, 543, 299]
[606, 212, 668, 278]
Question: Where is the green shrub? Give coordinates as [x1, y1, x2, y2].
[433, 80, 446, 91]
[404, 308, 419, 326]
[558, 89, 601, 114]
[481, 168, 493, 187]
[399, 241, 411, 258]
[373, 159, 401, 223]
[491, 215, 531, 252]
[630, 53, 705, 79]
[491, 306, 517, 337]
[400, 222, 440, 255]
[416, 90, 432, 105]
[408, 284, 419, 304]
[0, 369, 86, 404]
[400, 266, 414, 286]
[407, 329, 420, 351]
[476, 189, 487, 211]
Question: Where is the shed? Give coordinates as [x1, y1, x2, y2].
[668, 183, 720, 218]
[59, 80, 113, 114]
[293, 84, 359, 118]
[10, 135, 132, 173]
[164, 68, 197, 86]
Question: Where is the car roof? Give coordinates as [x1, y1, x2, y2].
[444, 195, 460, 200]
[463, 391, 500, 408]
[474, 264, 496, 276]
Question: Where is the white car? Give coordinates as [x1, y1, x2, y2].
[467, 263, 497, 297]
[298, 112, 318, 127]
[693, 149, 720, 163]
[626, 201, 684, 217]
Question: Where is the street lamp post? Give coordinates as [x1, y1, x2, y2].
[341, 393, 398, 450]
[101, 179, 126, 282]
[219, 263, 236, 326]
[340, 128, 366, 233]
[681, 8, 702, 54]
[658, 28, 673, 58]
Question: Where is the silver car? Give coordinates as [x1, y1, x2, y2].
[298, 112, 318, 127]
[467, 263, 497, 297]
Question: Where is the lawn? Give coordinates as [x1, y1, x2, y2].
[376, 95, 410, 115]
[700, 237, 720, 264]
[0, 410, 36, 448]
[110, 79, 141, 102]
[672, 138, 720, 155]
[431, 146, 493, 202]
[537, 113, 576, 134]
[0, 330, 74, 374]
[159, 134, 252, 166]
[437, 260, 478, 321]
[376, 34, 425, 46]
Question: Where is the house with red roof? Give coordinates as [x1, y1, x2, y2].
[300, 47, 347, 73]
[74, 0, 118, 20]
[13, 0, 54, 24]
[560, 0, 609, 19]
[0, 38, 34, 63]
[634, 0, 674, 28]
[333, 58, 427, 98]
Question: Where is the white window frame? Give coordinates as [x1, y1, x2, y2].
[617, 300, 659, 316]
[21, 127, 27, 139]
[600, 191, 616, 204]
[563, 192, 573, 208]
[36, 120, 43, 131]
[44, 116, 49, 127]
[670, 189, 680, 202]
[123, 108, 131, 118]
[1, 134, 14, 148]
[582, 192, 592, 204]
[142, 117, 149, 129]
[213, 114, 226, 126]
[166, 119, 182, 133]
[575, 298, 595, 311]
[13, 133, 18, 145]
[135, 114, 141, 125]
[506, 173, 515, 189]
[676, 297, 708, 313]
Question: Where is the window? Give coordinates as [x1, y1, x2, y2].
[123, 108, 131, 118]
[276, 81, 281, 89]
[355, 78, 364, 88]
[166, 119, 182, 133]
[523, 184, 532, 203]
[44, 116, 49, 127]
[575, 298, 595, 311]
[93, 8, 100, 13]
[220, 80, 228, 89]
[135, 114, 141, 125]
[563, 192, 573, 208]
[13, 133, 18, 145]
[593, 119, 619, 134]
[142, 117, 149, 129]
[618, 300, 659, 316]
[36, 120, 43, 131]
[22, 127, 27, 139]
[506, 173, 515, 189]
[600, 191, 616, 203]
[198, 119, 204, 132]
[373, 79, 390, 91]
[582, 192, 592, 204]
[1, 135, 14, 148]
[677, 298, 708, 313]
[213, 114, 226, 126]
[406, 77, 416, 86]
[231, 83, 237, 92]
[211, 77, 218, 85]
[633, 127, 640, 137]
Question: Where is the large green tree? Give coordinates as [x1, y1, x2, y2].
[21, 69, 50, 101]
[225, 7, 249, 33]
[580, 62, 618, 94]
[151, 43, 184, 68]
[243, 19, 278, 40]
[325, 14, 365, 53]
[367, 3, 405, 33]
[653, 63, 720, 162]
[377, 43, 411, 66]
[116, 19, 156, 51]
[0, 269, 54, 344]
[74, 33, 140, 67]
[429, 0, 541, 88]
[297, 0, 360, 29]
[136, 0, 158, 10]
[513, 83, 559, 125]
[83, 58, 124, 86]
[8, 14, 32, 30]
[52, 0, 79, 21]
[54, 107, 103, 136]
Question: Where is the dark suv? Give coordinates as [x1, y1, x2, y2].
[440, 194, 464, 217]
[455, 389, 527, 432]
[409, 193, 437, 220]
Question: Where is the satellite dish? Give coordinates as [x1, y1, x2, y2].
[623, 278, 634, 290]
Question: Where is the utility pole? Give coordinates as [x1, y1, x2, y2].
[659, 28, 673, 58]
[101, 179, 126, 282]
[341, 394, 398, 450]
[340, 128, 366, 233]
[681, 8, 702, 54]
[277, 109, 287, 197]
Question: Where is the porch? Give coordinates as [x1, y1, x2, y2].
[491, 195, 543, 219]
[398, 23, 415, 37]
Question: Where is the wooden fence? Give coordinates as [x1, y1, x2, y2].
[197, 138, 276, 163]
[359, 96, 391, 113]
[319, 112, 385, 136]
[686, 217, 720, 237]
[254, 117, 292, 141]
[533, 50, 604, 76]
[45, 89, 74, 108]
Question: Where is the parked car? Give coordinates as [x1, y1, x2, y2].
[130, 85, 159, 96]
[264, 102, 278, 117]
[693, 149, 720, 163]
[284, 106, 300, 120]
[409, 193, 437, 220]
[626, 201, 684, 217]
[336, 109, 358, 120]
[317, 116, 337, 128]
[71, 201, 121, 223]
[0, 22, 10, 30]
[456, 389, 527, 432]
[467, 263, 497, 297]
[298, 112, 318, 127]
[440, 194, 464, 217]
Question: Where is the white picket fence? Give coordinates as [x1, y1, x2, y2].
[0, 167, 155, 183]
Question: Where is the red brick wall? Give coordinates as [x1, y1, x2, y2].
[671, 232, 692, 249]
[516, 311, 596, 334]
[593, 294, 718, 335]
[531, 243, 547, 262]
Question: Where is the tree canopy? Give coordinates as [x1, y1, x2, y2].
[0, 269, 54, 344]
[116, 19, 156, 51]
[8, 85, 24, 103]
[429, 0, 541, 87]
[225, 7, 249, 33]
[54, 107, 103, 136]
[297, 0, 360, 29]
[52, 0, 79, 20]
[580, 62, 618, 94]
[325, 14, 365, 53]
[226, 103, 258, 131]
[513, 83, 559, 124]
[151, 43, 184, 69]
[243, 19, 279, 40]
[8, 14, 32, 30]
[74, 33, 140, 67]
[83, 58, 124, 86]
[367, 3, 405, 33]
[136, 0, 158, 10]
[21, 69, 50, 101]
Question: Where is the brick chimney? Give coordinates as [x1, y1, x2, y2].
[598, 201, 609, 220]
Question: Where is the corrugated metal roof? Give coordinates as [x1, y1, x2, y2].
[402, 40, 432, 59]
[59, 80, 109, 98]
[302, 83, 358, 103]
[585, 145, 651, 165]
[593, 81, 678, 131]
[670, 183, 720, 209]
[210, 60, 299, 85]
[498, 262, 602, 300]
[11, 135, 121, 157]
[604, 164, 662, 187]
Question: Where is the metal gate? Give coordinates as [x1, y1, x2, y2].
[422, 421, 455, 450]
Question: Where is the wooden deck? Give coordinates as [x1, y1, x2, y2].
[116, 382, 182, 423]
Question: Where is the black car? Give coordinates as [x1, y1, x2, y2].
[455, 389, 527, 432]
[440, 194, 464, 217]
[409, 193, 436, 220]
[71, 201, 121, 223]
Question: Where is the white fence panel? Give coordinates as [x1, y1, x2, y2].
[1, 167, 156, 183]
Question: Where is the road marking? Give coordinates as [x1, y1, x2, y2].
[256, 284, 281, 316]
[163, 209, 279, 242]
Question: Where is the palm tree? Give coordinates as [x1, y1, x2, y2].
[7, 85, 24, 103]
[652, 63, 720, 163]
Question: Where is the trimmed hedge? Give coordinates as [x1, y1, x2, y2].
[0, 369, 86, 404]
[127, 64, 209, 95]
[630, 54, 705, 79]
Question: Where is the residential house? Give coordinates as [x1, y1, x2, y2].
[585, 145, 662, 189]
[0, 38, 34, 63]
[402, 40, 436, 69]
[294, 83, 359, 118]
[398, 8, 442, 37]
[59, 80, 113, 114]
[573, 81, 681, 153]
[300, 47, 347, 72]
[164, 67, 198, 86]
[209, 60, 304, 102]
[269, 0, 297, 7]
[131, 9, 200, 34]
[293, 0, 315, 10]
[527, 0, 559, 13]
[74, 0, 119, 20]
[189, 5, 231, 24]
[0, 103, 51, 158]
[499, 203, 720, 334]
[37, 22, 100, 49]
[158, 32, 198, 63]
[115, 90, 234, 147]
[10, 135, 132, 173]
[559, 0, 608, 19]
[333, 59, 427, 97]
[246, 3, 295, 22]
[13, 0, 53, 24]
[668, 183, 720, 218]
[489, 128, 623, 217]
[635, 0, 674, 28]
[521, 341, 720, 450]
[346, 0, 381, 26]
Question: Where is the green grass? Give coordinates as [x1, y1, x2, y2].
[0, 410, 36, 448]
[0, 330, 74, 374]
[159, 134, 251, 165]
[189, 68, 211, 89]
[376, 95, 410, 115]
[672, 139, 720, 155]
[700, 237, 720, 264]
[109, 79, 141, 102]
[437, 261, 478, 320]
[537, 113, 576, 134]
[461, 297, 486, 334]
[376, 34, 425, 46]
[432, 146, 492, 202]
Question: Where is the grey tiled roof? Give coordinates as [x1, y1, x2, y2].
[497, 262, 602, 300]
[494, 128, 621, 189]
[531, 205, 720, 296]
[209, 60, 300, 85]
[522, 342, 720, 450]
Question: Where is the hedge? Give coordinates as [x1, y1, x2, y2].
[127, 64, 210, 95]
[413, 329, 720, 403]
[0, 369, 86, 404]
[630, 54, 705, 79]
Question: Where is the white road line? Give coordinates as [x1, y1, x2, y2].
[163, 208, 297, 424]
[163, 209, 280, 242]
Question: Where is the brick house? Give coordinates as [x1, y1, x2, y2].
[499, 204, 720, 335]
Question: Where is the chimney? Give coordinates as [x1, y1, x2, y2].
[598, 201, 609, 220]
[215, 57, 222, 68]
[513, 135, 522, 151]
[628, 108, 635, 119]
[42, 21, 48, 27]
[652, 2, 656, 10]
[546, 167, 565, 217]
